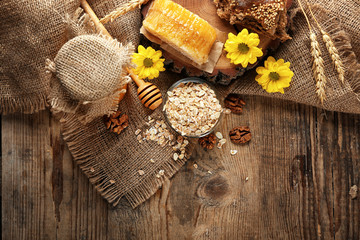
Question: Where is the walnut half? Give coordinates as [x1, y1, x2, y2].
[229, 126, 251, 144]
[198, 133, 217, 150]
[224, 94, 246, 114]
[103, 110, 129, 135]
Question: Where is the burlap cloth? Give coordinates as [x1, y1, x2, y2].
[229, 0, 360, 113]
[0, 0, 79, 113]
[1, 0, 359, 207]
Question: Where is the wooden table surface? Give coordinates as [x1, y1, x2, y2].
[1, 96, 359, 239]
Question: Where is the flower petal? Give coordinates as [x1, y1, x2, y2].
[267, 56, 276, 63]
[256, 66, 266, 74]
[277, 58, 285, 65]
[225, 42, 239, 53]
[247, 38, 260, 47]
[239, 28, 249, 36]
[138, 45, 146, 53]
[256, 75, 270, 85]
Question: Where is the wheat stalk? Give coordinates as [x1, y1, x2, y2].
[305, 0, 345, 84]
[321, 30, 345, 83]
[310, 32, 327, 104]
[297, 0, 327, 104]
[100, 0, 150, 24]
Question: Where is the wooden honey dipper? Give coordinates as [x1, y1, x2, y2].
[81, 0, 163, 110]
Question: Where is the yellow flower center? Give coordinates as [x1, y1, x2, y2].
[238, 43, 250, 54]
[269, 72, 280, 81]
[143, 58, 153, 68]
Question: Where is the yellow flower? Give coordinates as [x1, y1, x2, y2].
[132, 45, 165, 79]
[224, 29, 263, 68]
[255, 56, 294, 94]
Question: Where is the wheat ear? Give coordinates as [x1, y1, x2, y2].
[305, 1, 345, 84]
[310, 32, 327, 104]
[297, 0, 327, 104]
[321, 30, 345, 83]
[100, 0, 150, 24]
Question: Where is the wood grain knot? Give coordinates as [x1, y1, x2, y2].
[197, 175, 231, 205]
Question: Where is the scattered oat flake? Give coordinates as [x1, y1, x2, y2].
[245, 177, 249, 181]
[208, 170, 212, 174]
[230, 150, 238, 155]
[135, 129, 142, 135]
[217, 138, 227, 149]
[225, 108, 232, 114]
[156, 174, 161, 178]
[141, 117, 176, 147]
[109, 180, 116, 184]
[177, 135, 184, 144]
[138, 170, 145, 176]
[150, 159, 155, 163]
[215, 132, 223, 139]
[173, 153, 179, 161]
[179, 154, 184, 160]
[193, 164, 198, 169]
[350, 185, 358, 199]
[159, 169, 165, 176]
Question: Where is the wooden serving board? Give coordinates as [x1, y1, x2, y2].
[142, 0, 284, 84]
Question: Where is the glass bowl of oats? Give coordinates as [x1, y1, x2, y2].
[163, 77, 223, 138]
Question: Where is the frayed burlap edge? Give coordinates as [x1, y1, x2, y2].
[63, 8, 95, 39]
[60, 112, 195, 208]
[0, 93, 48, 115]
[331, 27, 360, 97]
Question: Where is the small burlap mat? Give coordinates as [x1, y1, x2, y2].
[1, 0, 360, 207]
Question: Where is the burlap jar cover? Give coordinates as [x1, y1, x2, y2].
[1, 0, 360, 207]
[47, 33, 134, 123]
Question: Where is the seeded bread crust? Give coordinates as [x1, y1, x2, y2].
[214, 0, 291, 42]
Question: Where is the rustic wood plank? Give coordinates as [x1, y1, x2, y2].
[2, 111, 53, 239]
[2, 96, 359, 239]
[48, 115, 109, 240]
[1, 111, 109, 240]
[182, 97, 330, 240]
[105, 96, 359, 239]
[333, 113, 360, 240]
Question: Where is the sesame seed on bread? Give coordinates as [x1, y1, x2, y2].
[214, 0, 292, 42]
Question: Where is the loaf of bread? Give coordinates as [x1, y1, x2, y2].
[214, 0, 291, 42]
[143, 0, 217, 65]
